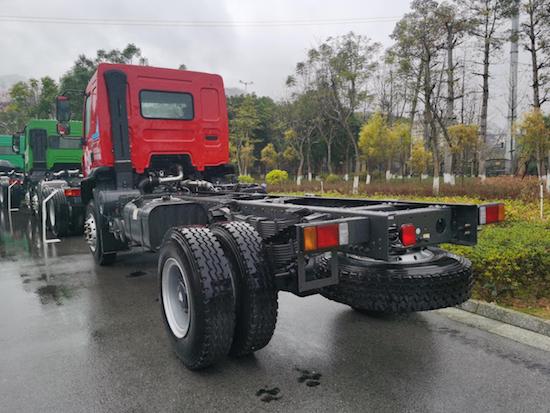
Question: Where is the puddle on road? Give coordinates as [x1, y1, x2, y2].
[127, 270, 147, 278]
[296, 367, 322, 387]
[20, 270, 87, 306]
[256, 387, 282, 403]
[35, 284, 74, 305]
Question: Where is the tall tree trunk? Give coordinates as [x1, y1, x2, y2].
[527, 4, 541, 108]
[444, 26, 456, 185]
[423, 51, 440, 195]
[306, 137, 312, 181]
[327, 141, 333, 174]
[478, 35, 491, 181]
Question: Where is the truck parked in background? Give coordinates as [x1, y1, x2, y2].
[0, 135, 25, 208]
[9, 119, 85, 236]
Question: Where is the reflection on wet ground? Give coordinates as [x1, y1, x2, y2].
[1, 209, 550, 412]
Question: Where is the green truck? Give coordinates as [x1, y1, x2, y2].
[0, 135, 25, 208]
[7, 119, 85, 236]
[0, 134, 24, 169]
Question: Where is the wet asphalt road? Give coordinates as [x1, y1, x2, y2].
[0, 210, 549, 413]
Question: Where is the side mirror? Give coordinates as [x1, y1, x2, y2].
[11, 134, 20, 154]
[56, 95, 71, 122]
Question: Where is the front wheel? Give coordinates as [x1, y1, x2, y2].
[85, 200, 116, 265]
[159, 227, 236, 370]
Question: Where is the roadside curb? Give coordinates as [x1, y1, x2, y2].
[458, 300, 550, 338]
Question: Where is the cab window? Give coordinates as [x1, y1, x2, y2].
[140, 90, 194, 120]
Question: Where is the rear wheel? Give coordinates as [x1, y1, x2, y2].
[30, 187, 40, 216]
[48, 190, 70, 237]
[320, 248, 473, 314]
[0, 185, 5, 207]
[211, 222, 278, 357]
[159, 227, 236, 370]
[85, 200, 116, 265]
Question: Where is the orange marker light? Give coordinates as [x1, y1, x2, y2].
[303, 226, 317, 252]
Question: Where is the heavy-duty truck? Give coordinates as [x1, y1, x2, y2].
[0, 135, 25, 208]
[9, 119, 85, 236]
[57, 63, 504, 370]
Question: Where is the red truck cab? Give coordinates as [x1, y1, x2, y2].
[82, 63, 229, 177]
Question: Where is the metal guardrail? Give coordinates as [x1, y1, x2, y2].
[7, 182, 19, 212]
[41, 189, 61, 245]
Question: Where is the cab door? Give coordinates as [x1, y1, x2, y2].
[29, 129, 47, 171]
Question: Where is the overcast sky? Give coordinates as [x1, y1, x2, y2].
[0, 0, 410, 97]
[0, 0, 537, 132]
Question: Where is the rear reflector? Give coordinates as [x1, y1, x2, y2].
[479, 203, 505, 224]
[303, 222, 350, 252]
[316, 224, 339, 249]
[399, 224, 417, 247]
[64, 188, 81, 197]
[303, 226, 317, 252]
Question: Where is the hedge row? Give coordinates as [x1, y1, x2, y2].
[445, 221, 550, 302]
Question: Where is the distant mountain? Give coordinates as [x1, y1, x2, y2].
[0, 74, 25, 91]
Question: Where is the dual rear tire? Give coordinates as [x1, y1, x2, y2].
[158, 223, 278, 370]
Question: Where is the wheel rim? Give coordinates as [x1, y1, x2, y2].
[48, 200, 56, 230]
[84, 212, 97, 253]
[31, 193, 39, 214]
[162, 257, 192, 339]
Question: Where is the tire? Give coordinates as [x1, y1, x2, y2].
[320, 248, 473, 314]
[0, 185, 5, 207]
[70, 207, 85, 235]
[48, 190, 70, 237]
[30, 186, 40, 216]
[158, 227, 236, 370]
[85, 200, 116, 265]
[211, 222, 278, 357]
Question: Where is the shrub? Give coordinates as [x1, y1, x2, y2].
[325, 174, 341, 184]
[238, 175, 255, 184]
[266, 169, 289, 185]
[445, 221, 550, 301]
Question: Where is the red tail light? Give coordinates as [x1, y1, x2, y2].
[399, 224, 417, 247]
[64, 188, 81, 197]
[316, 224, 340, 249]
[479, 203, 505, 224]
[8, 178, 22, 186]
[303, 222, 350, 252]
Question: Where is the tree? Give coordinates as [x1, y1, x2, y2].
[521, 0, 550, 108]
[393, 0, 446, 194]
[448, 123, 479, 178]
[229, 95, 259, 175]
[59, 44, 147, 118]
[260, 143, 278, 171]
[389, 120, 412, 177]
[436, 2, 472, 184]
[517, 109, 550, 178]
[293, 32, 381, 178]
[411, 139, 433, 177]
[460, 0, 514, 179]
[358, 113, 390, 179]
[5, 77, 59, 130]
